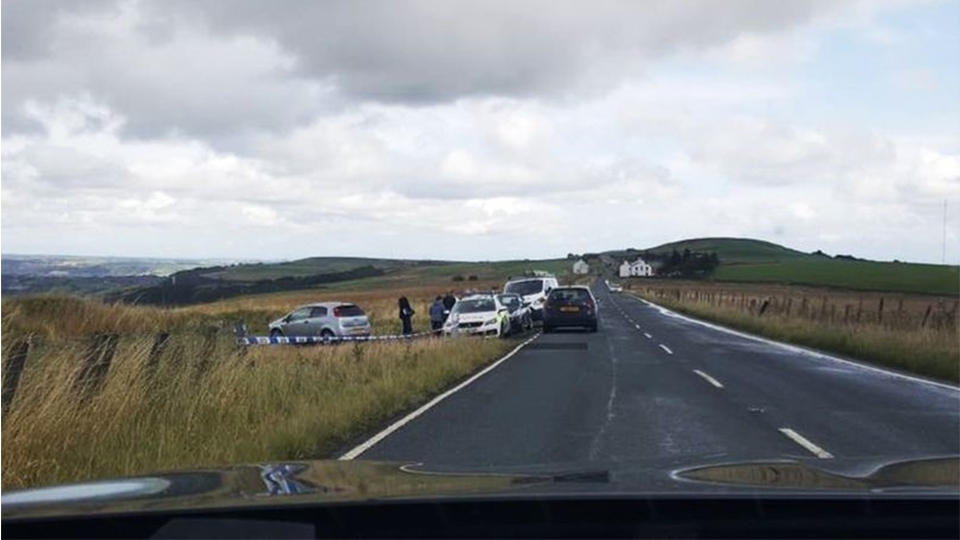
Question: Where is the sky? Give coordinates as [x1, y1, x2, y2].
[2, 0, 958, 264]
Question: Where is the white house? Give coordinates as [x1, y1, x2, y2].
[619, 258, 654, 278]
[572, 258, 590, 274]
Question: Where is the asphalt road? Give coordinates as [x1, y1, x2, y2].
[357, 279, 960, 485]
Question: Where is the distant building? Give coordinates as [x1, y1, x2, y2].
[619, 258, 654, 278]
[573, 258, 590, 275]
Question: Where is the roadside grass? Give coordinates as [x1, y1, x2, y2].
[713, 259, 960, 296]
[1, 331, 514, 490]
[624, 281, 959, 384]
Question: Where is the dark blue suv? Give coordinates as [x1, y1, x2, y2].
[542, 286, 598, 333]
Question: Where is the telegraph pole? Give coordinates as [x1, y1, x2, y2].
[943, 199, 948, 265]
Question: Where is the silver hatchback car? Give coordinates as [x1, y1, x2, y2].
[268, 302, 371, 339]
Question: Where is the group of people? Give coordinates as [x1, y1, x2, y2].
[397, 291, 459, 336]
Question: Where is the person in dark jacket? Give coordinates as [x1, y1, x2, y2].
[442, 291, 457, 322]
[398, 296, 415, 336]
[429, 296, 446, 335]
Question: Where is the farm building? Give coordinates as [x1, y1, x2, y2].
[619, 258, 654, 278]
[573, 258, 590, 274]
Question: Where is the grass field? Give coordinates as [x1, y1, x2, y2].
[623, 279, 959, 383]
[1, 289, 521, 490]
[713, 259, 960, 296]
[191, 256, 568, 284]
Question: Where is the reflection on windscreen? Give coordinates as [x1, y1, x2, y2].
[505, 280, 542, 296]
[458, 299, 496, 313]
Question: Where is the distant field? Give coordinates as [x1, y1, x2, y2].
[204, 257, 420, 281]
[713, 259, 960, 296]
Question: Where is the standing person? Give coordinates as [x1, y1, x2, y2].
[442, 290, 457, 322]
[398, 296, 415, 336]
[429, 296, 446, 336]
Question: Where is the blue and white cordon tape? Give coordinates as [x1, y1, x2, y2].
[238, 331, 434, 346]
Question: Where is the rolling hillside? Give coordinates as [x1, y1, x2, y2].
[600, 237, 958, 296]
[643, 237, 810, 263]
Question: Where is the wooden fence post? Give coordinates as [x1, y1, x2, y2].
[74, 333, 119, 402]
[146, 332, 170, 378]
[2, 339, 31, 416]
[921, 305, 933, 328]
[196, 328, 219, 375]
[878, 298, 885, 324]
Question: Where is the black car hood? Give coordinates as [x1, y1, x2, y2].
[3, 456, 958, 520]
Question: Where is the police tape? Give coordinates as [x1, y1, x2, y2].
[238, 330, 435, 345]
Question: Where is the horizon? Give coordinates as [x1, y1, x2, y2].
[3, 1, 958, 264]
[4, 236, 958, 267]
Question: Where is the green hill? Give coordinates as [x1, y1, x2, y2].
[600, 237, 958, 296]
[643, 237, 810, 264]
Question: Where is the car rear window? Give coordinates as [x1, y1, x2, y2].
[334, 305, 365, 317]
[549, 289, 591, 302]
[504, 279, 543, 296]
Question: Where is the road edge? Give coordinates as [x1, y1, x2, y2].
[338, 332, 542, 460]
[625, 293, 959, 392]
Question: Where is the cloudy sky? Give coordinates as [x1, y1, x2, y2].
[2, 0, 958, 264]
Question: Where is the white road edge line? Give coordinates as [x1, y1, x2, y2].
[338, 333, 541, 460]
[635, 324, 641, 330]
[644, 332, 652, 339]
[779, 428, 834, 459]
[659, 344, 673, 355]
[631, 295, 959, 392]
[693, 369, 724, 388]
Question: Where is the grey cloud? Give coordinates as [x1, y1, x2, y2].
[159, 0, 843, 103]
[2, 0, 846, 142]
[1, 0, 118, 60]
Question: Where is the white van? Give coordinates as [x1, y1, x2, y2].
[503, 275, 559, 321]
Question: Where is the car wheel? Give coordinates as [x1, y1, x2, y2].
[269, 329, 283, 339]
[320, 329, 336, 342]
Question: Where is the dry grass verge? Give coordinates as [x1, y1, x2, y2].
[2, 295, 517, 491]
[625, 281, 958, 384]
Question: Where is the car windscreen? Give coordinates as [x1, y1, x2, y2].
[497, 295, 520, 311]
[504, 280, 543, 296]
[457, 298, 497, 313]
[549, 289, 591, 303]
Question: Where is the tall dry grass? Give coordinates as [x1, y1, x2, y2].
[1, 293, 517, 490]
[2, 332, 512, 490]
[625, 281, 959, 383]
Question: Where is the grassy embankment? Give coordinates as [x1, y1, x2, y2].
[714, 259, 959, 296]
[625, 280, 959, 384]
[1, 291, 517, 491]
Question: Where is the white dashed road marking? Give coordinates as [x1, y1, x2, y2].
[779, 428, 834, 459]
[693, 369, 724, 388]
[659, 344, 673, 355]
[644, 333, 652, 339]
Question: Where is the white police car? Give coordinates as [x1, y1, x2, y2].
[443, 294, 511, 337]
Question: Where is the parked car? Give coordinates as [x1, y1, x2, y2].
[443, 294, 511, 337]
[542, 286, 599, 333]
[503, 276, 559, 321]
[269, 302, 371, 339]
[497, 293, 533, 333]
